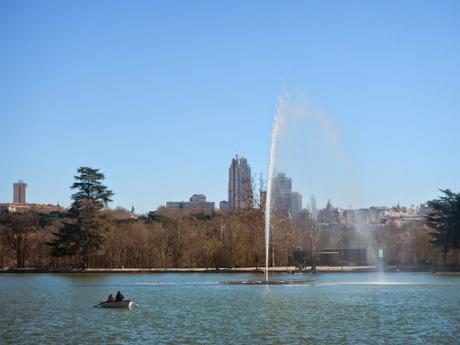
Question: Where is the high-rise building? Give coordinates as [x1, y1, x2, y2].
[271, 172, 303, 218]
[13, 180, 27, 204]
[228, 155, 252, 209]
[272, 173, 292, 215]
[290, 192, 302, 218]
[219, 200, 229, 211]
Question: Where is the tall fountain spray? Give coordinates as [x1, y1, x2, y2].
[264, 97, 285, 281]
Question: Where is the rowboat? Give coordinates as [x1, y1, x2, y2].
[97, 300, 133, 308]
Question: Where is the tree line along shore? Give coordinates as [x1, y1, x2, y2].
[1, 167, 459, 272]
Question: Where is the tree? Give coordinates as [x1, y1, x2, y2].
[49, 167, 114, 267]
[425, 189, 460, 268]
[0, 211, 40, 268]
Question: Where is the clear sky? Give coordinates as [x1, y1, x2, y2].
[1, 0, 459, 213]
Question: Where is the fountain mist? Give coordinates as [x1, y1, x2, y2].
[264, 93, 359, 281]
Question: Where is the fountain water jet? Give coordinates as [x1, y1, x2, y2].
[264, 96, 286, 281]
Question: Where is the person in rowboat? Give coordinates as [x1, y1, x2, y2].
[106, 294, 115, 303]
[115, 291, 125, 301]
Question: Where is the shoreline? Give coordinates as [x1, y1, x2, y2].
[0, 265, 433, 274]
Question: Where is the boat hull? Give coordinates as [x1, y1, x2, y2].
[99, 300, 133, 308]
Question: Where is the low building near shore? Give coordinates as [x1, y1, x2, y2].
[0, 202, 65, 214]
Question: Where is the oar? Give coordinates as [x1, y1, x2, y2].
[93, 301, 105, 308]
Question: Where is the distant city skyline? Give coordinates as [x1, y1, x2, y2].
[1, 1, 460, 212]
[0, 165, 436, 215]
[0, 174, 436, 230]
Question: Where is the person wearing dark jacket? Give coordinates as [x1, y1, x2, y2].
[115, 291, 125, 301]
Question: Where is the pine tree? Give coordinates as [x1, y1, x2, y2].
[49, 167, 114, 267]
[425, 189, 460, 268]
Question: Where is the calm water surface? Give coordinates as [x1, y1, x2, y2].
[1, 272, 459, 344]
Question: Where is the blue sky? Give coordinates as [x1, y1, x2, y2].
[1, 0, 459, 212]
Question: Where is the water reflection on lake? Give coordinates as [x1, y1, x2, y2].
[1, 272, 459, 344]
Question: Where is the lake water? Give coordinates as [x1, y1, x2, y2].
[1, 272, 459, 344]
